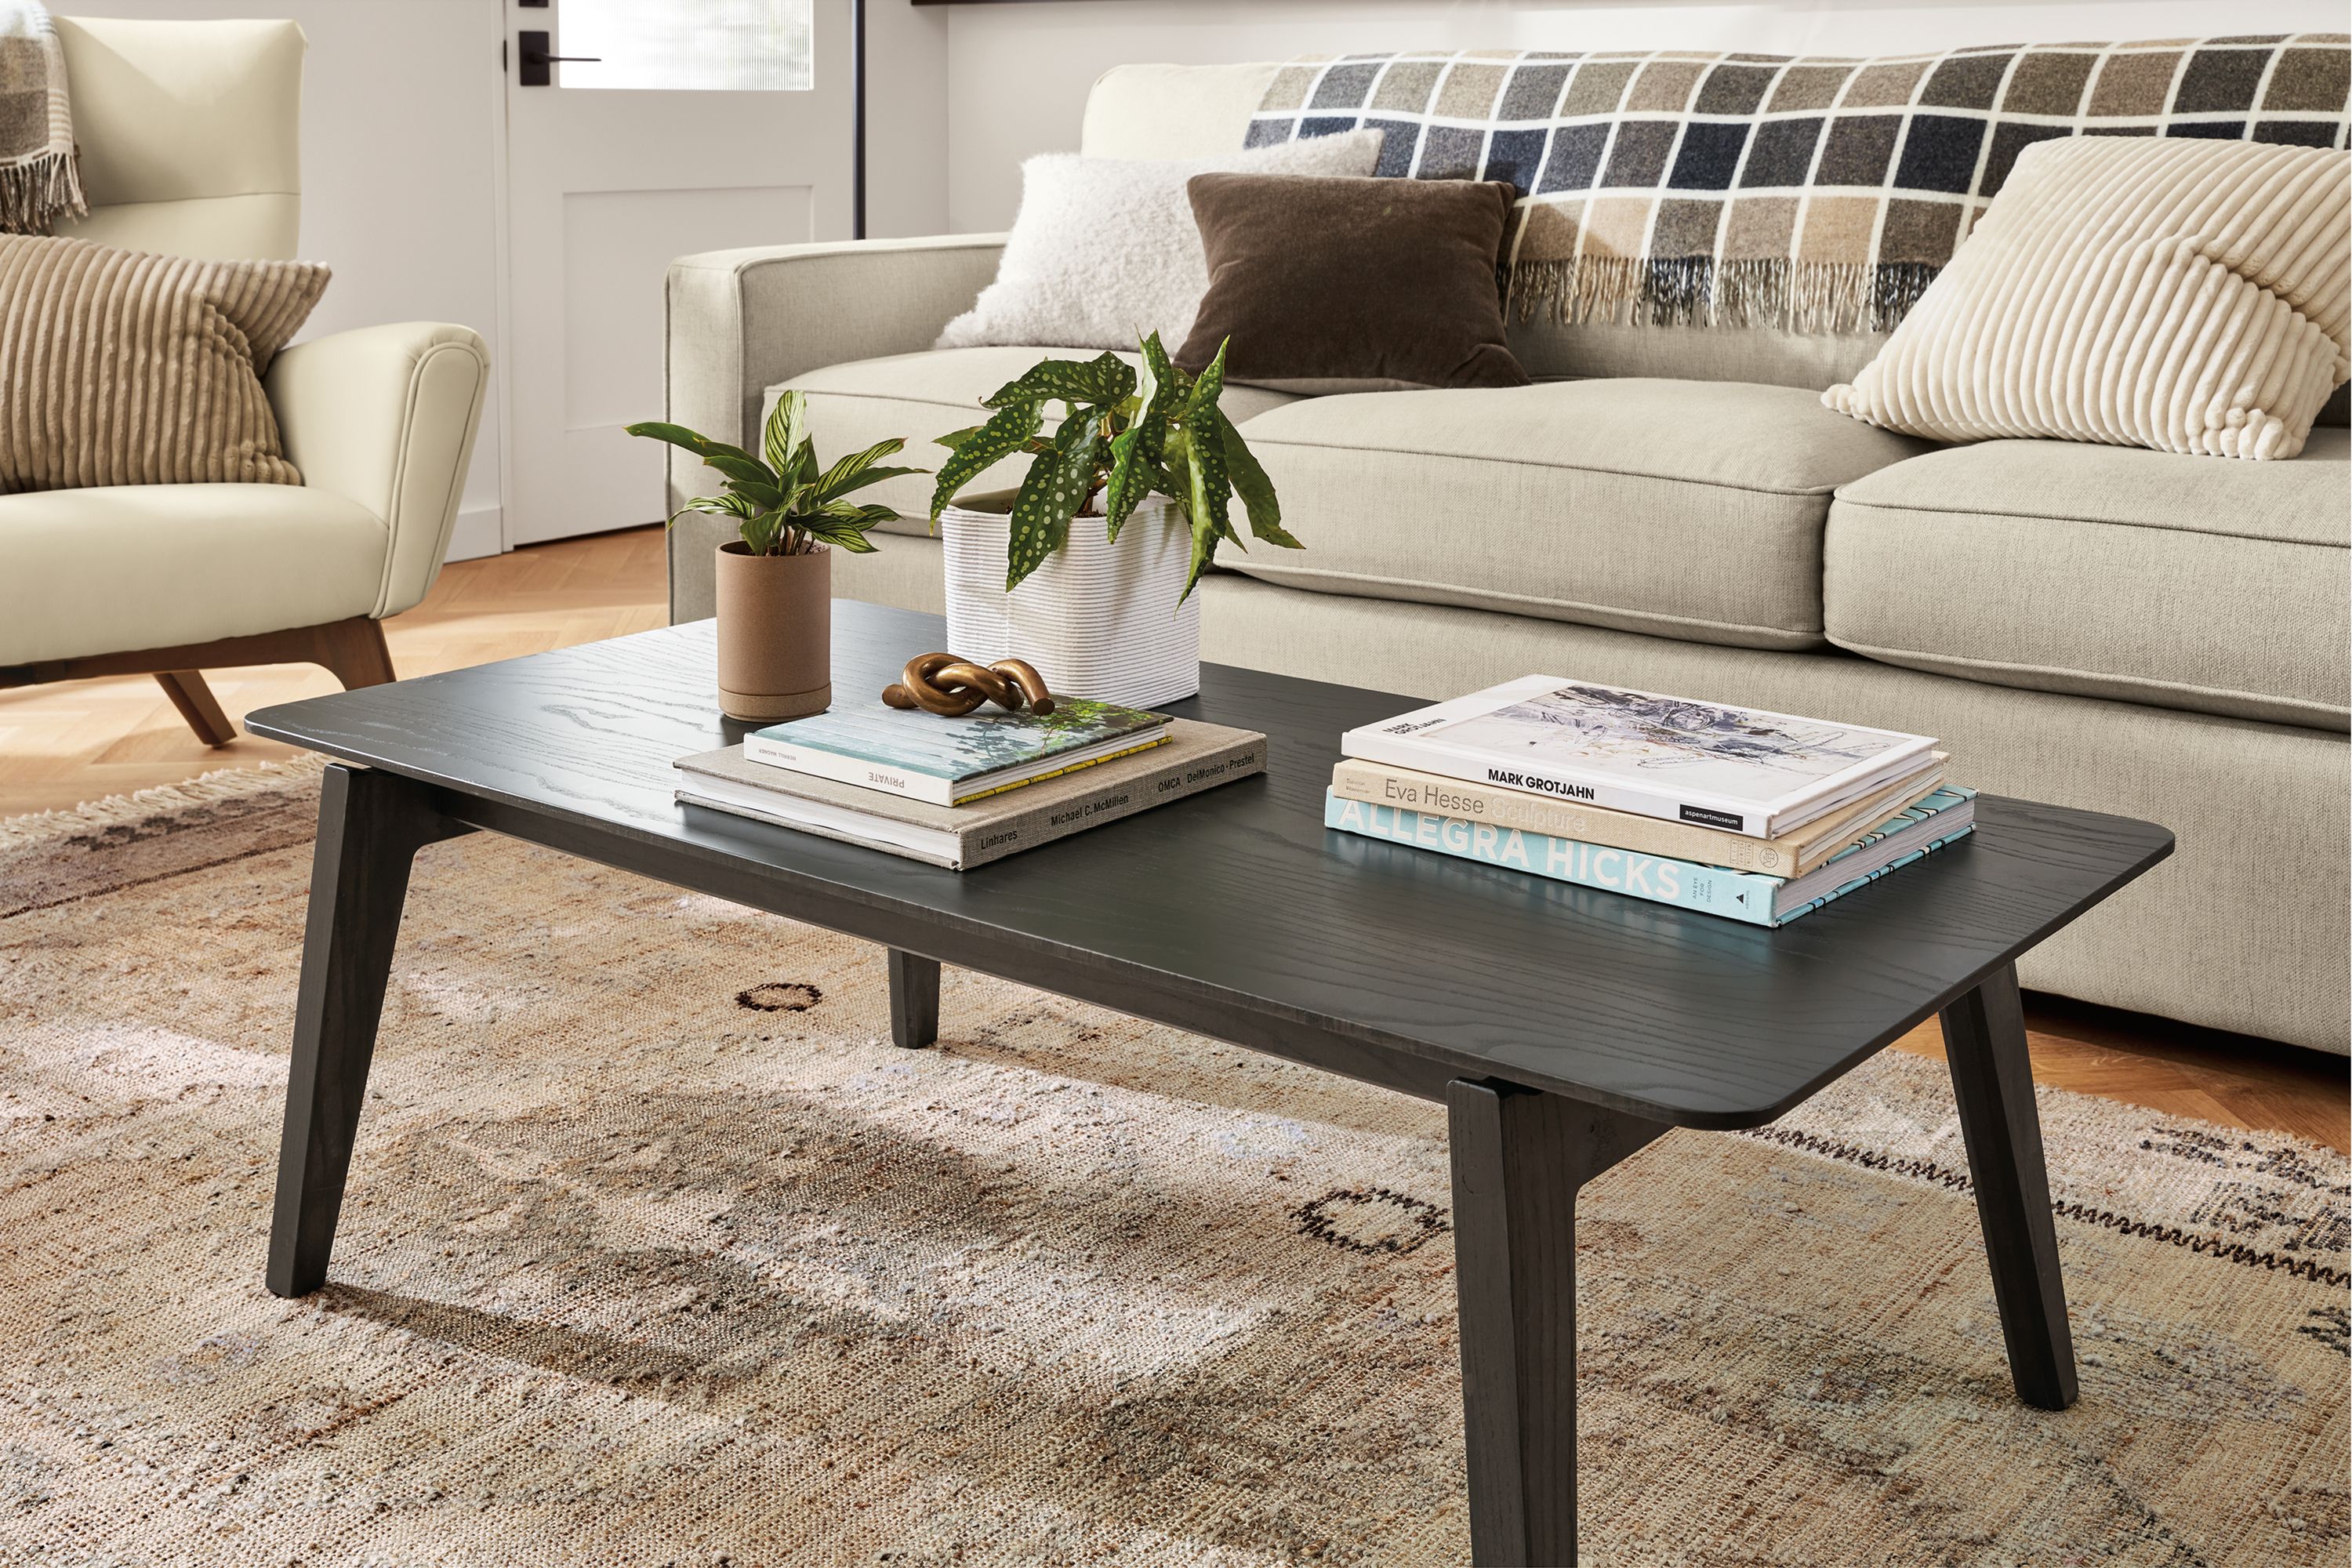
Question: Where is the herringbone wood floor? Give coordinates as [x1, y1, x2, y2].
[3, 528, 2343, 1150]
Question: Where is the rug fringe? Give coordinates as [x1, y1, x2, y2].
[0, 754, 328, 851]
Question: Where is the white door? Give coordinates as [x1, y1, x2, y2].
[501, 0, 851, 546]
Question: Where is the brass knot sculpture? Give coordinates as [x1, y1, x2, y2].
[882, 653, 1056, 717]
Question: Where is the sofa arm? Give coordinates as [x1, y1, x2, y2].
[267, 321, 492, 619]
[663, 233, 1006, 510]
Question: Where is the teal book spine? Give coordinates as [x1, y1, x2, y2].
[1322, 790, 1976, 926]
[1325, 790, 1785, 924]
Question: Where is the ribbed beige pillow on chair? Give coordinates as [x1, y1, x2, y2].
[0, 234, 328, 491]
[1825, 138, 2349, 461]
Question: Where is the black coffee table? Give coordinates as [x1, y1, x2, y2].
[246, 602, 2171, 1566]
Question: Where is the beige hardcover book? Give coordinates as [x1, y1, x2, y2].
[1328, 754, 1949, 877]
[676, 718, 1265, 869]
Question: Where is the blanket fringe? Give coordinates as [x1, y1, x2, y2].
[0, 147, 85, 235]
[1509, 255, 1941, 336]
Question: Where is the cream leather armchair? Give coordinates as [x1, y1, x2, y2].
[0, 18, 489, 745]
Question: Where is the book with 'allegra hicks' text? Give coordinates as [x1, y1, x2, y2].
[1323, 786, 1976, 926]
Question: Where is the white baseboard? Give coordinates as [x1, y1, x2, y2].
[444, 503, 505, 562]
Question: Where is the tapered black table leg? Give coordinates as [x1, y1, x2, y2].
[888, 949, 939, 1049]
[267, 764, 467, 1298]
[1448, 1079, 1669, 1566]
[1940, 962, 2078, 1410]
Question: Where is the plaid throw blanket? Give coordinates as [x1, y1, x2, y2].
[1247, 35, 2352, 334]
[0, 0, 80, 234]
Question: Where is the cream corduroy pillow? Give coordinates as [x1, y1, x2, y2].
[1824, 138, 2349, 461]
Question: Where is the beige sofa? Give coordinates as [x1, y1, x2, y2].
[666, 64, 2351, 1056]
[0, 19, 489, 743]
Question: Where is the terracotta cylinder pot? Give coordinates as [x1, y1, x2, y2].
[713, 540, 830, 721]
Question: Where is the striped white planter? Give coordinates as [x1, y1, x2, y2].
[939, 495, 1200, 710]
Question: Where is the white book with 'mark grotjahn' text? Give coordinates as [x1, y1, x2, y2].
[1340, 676, 1939, 840]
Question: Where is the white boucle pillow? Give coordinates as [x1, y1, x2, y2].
[1824, 136, 2350, 461]
[937, 129, 1384, 353]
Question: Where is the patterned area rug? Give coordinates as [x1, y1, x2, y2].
[1, 761, 2343, 1566]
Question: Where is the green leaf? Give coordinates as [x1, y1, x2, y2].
[662, 492, 751, 529]
[1105, 335, 1184, 540]
[1185, 337, 1229, 424]
[1050, 408, 1105, 497]
[825, 463, 925, 501]
[1138, 332, 1179, 396]
[808, 436, 922, 505]
[625, 421, 762, 470]
[1176, 422, 1235, 604]
[728, 478, 788, 513]
[707, 453, 778, 488]
[1214, 408, 1294, 546]
[935, 423, 985, 452]
[740, 509, 786, 557]
[793, 499, 895, 554]
[982, 351, 1134, 411]
[819, 500, 900, 528]
[1004, 417, 1102, 590]
[1004, 448, 1066, 591]
[929, 401, 1043, 521]
[1179, 503, 1220, 606]
[625, 423, 772, 489]
[762, 392, 809, 479]
[1187, 419, 1237, 555]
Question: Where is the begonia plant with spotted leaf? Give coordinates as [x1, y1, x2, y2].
[927, 333, 1299, 602]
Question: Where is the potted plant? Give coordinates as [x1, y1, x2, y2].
[928, 333, 1298, 707]
[629, 392, 919, 721]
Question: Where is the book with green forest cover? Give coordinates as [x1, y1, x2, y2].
[745, 697, 1171, 806]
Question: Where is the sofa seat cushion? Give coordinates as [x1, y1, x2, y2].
[1225, 379, 1933, 650]
[1826, 430, 2350, 731]
[772, 347, 1302, 535]
[0, 484, 389, 666]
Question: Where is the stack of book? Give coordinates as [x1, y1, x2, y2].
[1325, 676, 1973, 926]
[674, 695, 1264, 869]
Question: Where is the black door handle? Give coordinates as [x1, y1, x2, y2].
[516, 30, 598, 86]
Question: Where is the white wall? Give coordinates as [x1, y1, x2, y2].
[869, 0, 952, 240]
[944, 0, 2350, 231]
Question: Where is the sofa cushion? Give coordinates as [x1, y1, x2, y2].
[1826, 430, 2350, 731]
[1224, 379, 1933, 650]
[771, 347, 1303, 535]
[0, 484, 389, 666]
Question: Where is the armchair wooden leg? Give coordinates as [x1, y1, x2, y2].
[314, 618, 396, 690]
[154, 670, 237, 747]
[0, 616, 400, 743]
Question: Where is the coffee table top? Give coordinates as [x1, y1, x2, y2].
[247, 601, 2171, 1128]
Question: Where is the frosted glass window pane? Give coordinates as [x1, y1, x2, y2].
[559, 0, 812, 91]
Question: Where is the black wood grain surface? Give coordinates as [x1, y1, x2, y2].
[245, 604, 2171, 1127]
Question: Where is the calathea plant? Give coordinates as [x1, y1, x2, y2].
[928, 333, 1298, 600]
[627, 390, 921, 556]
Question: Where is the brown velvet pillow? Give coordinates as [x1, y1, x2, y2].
[1175, 173, 1529, 392]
